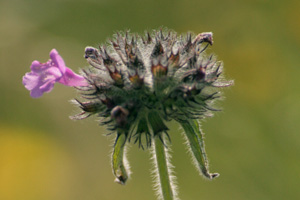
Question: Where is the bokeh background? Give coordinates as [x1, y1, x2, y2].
[1, 0, 299, 199]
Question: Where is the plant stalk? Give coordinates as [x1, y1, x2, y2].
[153, 135, 174, 200]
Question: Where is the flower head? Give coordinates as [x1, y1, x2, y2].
[22, 49, 87, 98]
[75, 30, 232, 146]
[73, 30, 232, 188]
[22, 29, 233, 199]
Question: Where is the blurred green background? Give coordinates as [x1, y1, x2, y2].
[1, 0, 299, 199]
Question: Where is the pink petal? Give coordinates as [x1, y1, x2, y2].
[30, 88, 44, 98]
[49, 49, 66, 74]
[46, 66, 62, 78]
[39, 80, 55, 93]
[22, 72, 39, 90]
[58, 67, 88, 87]
[30, 61, 43, 73]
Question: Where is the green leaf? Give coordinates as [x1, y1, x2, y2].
[112, 132, 129, 184]
[180, 119, 219, 179]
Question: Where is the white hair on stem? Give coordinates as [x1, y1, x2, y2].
[181, 127, 208, 179]
[150, 134, 179, 200]
[123, 142, 132, 179]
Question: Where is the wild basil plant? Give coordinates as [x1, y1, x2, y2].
[23, 29, 232, 200]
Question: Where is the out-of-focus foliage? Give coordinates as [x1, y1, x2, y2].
[0, 0, 299, 199]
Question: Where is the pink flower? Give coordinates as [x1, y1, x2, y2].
[22, 49, 88, 98]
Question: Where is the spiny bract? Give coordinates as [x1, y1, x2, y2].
[74, 29, 232, 149]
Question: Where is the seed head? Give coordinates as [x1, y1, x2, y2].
[74, 29, 232, 148]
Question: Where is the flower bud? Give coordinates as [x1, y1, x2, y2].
[111, 106, 129, 127]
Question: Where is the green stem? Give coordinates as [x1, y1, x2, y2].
[153, 135, 174, 200]
[180, 119, 219, 179]
[112, 132, 129, 184]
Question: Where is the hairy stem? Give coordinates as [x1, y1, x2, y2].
[152, 135, 175, 200]
[180, 119, 219, 179]
[112, 132, 129, 184]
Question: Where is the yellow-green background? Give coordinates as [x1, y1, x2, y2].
[1, 0, 299, 199]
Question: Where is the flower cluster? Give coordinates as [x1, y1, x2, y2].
[22, 29, 232, 200]
[76, 30, 231, 146]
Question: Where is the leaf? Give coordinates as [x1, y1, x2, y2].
[180, 119, 219, 179]
[112, 132, 130, 184]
